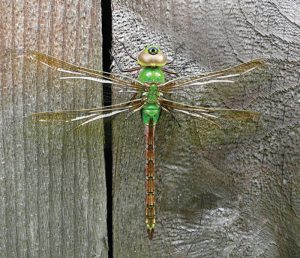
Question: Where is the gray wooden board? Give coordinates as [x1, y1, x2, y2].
[0, 1, 108, 257]
[112, 1, 300, 257]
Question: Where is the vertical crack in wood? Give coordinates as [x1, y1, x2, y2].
[101, 0, 113, 257]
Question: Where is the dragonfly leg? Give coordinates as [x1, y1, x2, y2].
[162, 67, 179, 77]
[114, 37, 137, 61]
[161, 106, 181, 127]
[130, 92, 138, 101]
[166, 43, 184, 65]
[120, 67, 141, 73]
[164, 60, 197, 77]
[176, 60, 196, 74]
[111, 50, 141, 73]
[125, 104, 144, 120]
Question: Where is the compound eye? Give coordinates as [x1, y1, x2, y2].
[148, 47, 158, 55]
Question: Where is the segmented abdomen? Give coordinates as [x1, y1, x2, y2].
[145, 121, 156, 239]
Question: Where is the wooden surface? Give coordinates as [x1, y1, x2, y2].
[112, 1, 300, 257]
[1, 1, 299, 257]
[0, 1, 108, 257]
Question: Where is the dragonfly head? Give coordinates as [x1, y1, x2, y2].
[137, 45, 167, 67]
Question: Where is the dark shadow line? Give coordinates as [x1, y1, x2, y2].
[101, 0, 113, 258]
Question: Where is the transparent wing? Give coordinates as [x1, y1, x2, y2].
[26, 50, 144, 91]
[160, 98, 260, 124]
[160, 59, 265, 92]
[30, 98, 145, 127]
[160, 98, 261, 147]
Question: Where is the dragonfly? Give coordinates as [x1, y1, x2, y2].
[27, 46, 264, 240]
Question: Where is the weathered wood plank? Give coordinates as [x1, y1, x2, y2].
[0, 1, 108, 257]
[112, 0, 300, 257]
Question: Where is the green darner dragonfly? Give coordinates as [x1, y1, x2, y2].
[27, 46, 264, 240]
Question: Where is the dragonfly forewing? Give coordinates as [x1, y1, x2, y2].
[160, 59, 265, 92]
[26, 50, 144, 91]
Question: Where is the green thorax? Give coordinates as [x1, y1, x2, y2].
[138, 67, 165, 125]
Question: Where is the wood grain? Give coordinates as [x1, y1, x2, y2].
[112, 0, 300, 257]
[1, 0, 299, 257]
[0, 1, 108, 257]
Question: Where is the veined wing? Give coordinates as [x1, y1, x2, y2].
[160, 98, 261, 147]
[31, 98, 145, 126]
[160, 98, 260, 127]
[159, 59, 265, 92]
[27, 50, 144, 91]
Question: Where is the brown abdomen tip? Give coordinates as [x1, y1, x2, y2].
[147, 229, 154, 240]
